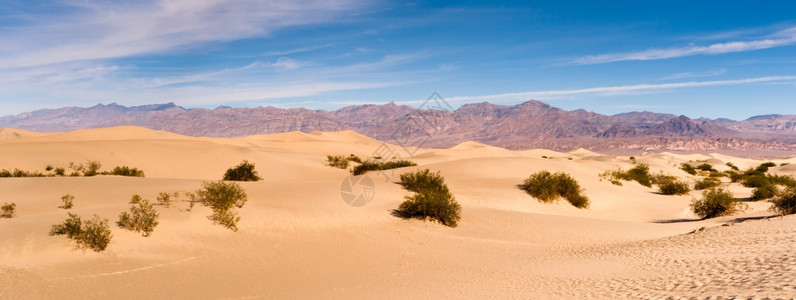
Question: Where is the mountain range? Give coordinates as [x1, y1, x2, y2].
[2, 100, 795, 153]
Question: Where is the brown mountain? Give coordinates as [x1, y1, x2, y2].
[1, 100, 794, 152]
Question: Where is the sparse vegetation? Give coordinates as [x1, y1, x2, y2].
[103, 166, 145, 177]
[694, 177, 721, 190]
[61, 194, 74, 209]
[690, 187, 744, 219]
[770, 188, 796, 216]
[157, 192, 172, 208]
[83, 160, 101, 177]
[395, 169, 461, 227]
[520, 170, 590, 208]
[54, 167, 66, 176]
[327, 155, 350, 169]
[117, 198, 159, 237]
[1, 202, 16, 218]
[50, 213, 112, 252]
[680, 163, 697, 175]
[223, 160, 261, 181]
[752, 184, 778, 200]
[602, 164, 653, 187]
[695, 163, 717, 173]
[726, 162, 739, 171]
[658, 179, 691, 195]
[130, 194, 142, 204]
[351, 159, 417, 176]
[195, 181, 248, 231]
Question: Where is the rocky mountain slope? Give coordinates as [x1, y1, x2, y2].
[2, 101, 795, 152]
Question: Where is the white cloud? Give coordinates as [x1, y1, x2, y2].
[574, 26, 796, 64]
[661, 68, 728, 80]
[0, 0, 368, 69]
[439, 76, 796, 103]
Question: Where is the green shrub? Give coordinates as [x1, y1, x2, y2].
[117, 198, 159, 237]
[395, 169, 461, 227]
[680, 163, 697, 175]
[45, 165, 53, 171]
[520, 170, 590, 208]
[605, 164, 653, 187]
[742, 174, 770, 188]
[695, 163, 716, 172]
[61, 194, 74, 209]
[752, 184, 778, 200]
[690, 187, 744, 219]
[50, 213, 112, 252]
[223, 160, 261, 181]
[658, 179, 691, 195]
[651, 173, 678, 186]
[770, 188, 796, 216]
[103, 166, 145, 177]
[156, 192, 172, 208]
[726, 162, 739, 171]
[327, 155, 349, 169]
[768, 174, 796, 188]
[196, 181, 248, 231]
[1, 202, 16, 218]
[54, 167, 66, 176]
[130, 194, 142, 204]
[0, 169, 45, 178]
[351, 160, 417, 176]
[348, 154, 362, 163]
[83, 160, 101, 177]
[756, 162, 777, 173]
[694, 177, 721, 190]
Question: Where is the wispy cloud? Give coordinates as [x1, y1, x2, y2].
[661, 68, 728, 80]
[438, 76, 796, 104]
[573, 26, 796, 64]
[0, 0, 369, 69]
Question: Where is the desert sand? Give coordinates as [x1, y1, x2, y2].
[1, 126, 795, 299]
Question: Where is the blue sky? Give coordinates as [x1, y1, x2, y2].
[1, 0, 795, 120]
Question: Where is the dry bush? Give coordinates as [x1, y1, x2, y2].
[521, 170, 590, 208]
[395, 169, 461, 227]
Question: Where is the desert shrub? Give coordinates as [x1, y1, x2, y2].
[742, 174, 770, 188]
[690, 187, 744, 219]
[726, 162, 740, 171]
[695, 163, 717, 172]
[130, 194, 142, 204]
[520, 170, 590, 208]
[680, 164, 697, 175]
[327, 155, 349, 169]
[195, 181, 248, 231]
[756, 162, 777, 173]
[0, 169, 45, 178]
[50, 213, 112, 252]
[1, 202, 16, 218]
[61, 194, 74, 209]
[658, 179, 691, 195]
[606, 164, 653, 187]
[103, 166, 145, 177]
[45, 165, 53, 171]
[83, 160, 101, 177]
[223, 160, 261, 181]
[54, 167, 66, 176]
[351, 159, 417, 175]
[157, 192, 172, 207]
[395, 169, 461, 227]
[768, 174, 796, 188]
[49, 213, 83, 238]
[651, 173, 678, 186]
[752, 184, 778, 200]
[694, 177, 721, 190]
[348, 154, 362, 163]
[770, 188, 796, 216]
[117, 198, 159, 237]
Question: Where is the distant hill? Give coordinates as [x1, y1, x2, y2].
[2, 100, 795, 152]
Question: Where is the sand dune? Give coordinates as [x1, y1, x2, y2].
[1, 126, 795, 299]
